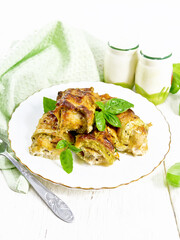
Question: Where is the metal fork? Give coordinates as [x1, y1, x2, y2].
[0, 138, 74, 223]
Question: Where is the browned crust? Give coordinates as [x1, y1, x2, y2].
[76, 128, 115, 152]
[117, 109, 138, 121]
[117, 109, 149, 136]
[54, 87, 99, 134]
[99, 93, 112, 101]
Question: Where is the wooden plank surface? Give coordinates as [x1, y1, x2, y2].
[1, 95, 180, 240]
[0, 2, 180, 240]
[159, 93, 180, 238]
[0, 60, 180, 240]
[0, 161, 179, 240]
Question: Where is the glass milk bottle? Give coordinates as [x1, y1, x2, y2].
[104, 40, 139, 89]
[135, 50, 172, 105]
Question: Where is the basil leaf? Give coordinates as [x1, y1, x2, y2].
[95, 111, 106, 131]
[57, 140, 81, 173]
[68, 144, 81, 153]
[104, 98, 134, 114]
[170, 72, 180, 94]
[60, 149, 73, 174]
[56, 140, 68, 149]
[104, 112, 121, 128]
[166, 163, 180, 187]
[95, 101, 105, 111]
[43, 97, 56, 113]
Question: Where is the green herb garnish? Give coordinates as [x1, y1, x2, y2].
[56, 140, 81, 174]
[95, 111, 106, 131]
[166, 163, 180, 187]
[43, 97, 56, 113]
[104, 112, 121, 128]
[170, 63, 180, 94]
[104, 98, 134, 115]
[56, 139, 68, 149]
[95, 98, 133, 131]
[59, 149, 73, 174]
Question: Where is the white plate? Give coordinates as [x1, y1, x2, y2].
[8, 82, 171, 189]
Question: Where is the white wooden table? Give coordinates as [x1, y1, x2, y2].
[1, 95, 180, 240]
[0, 1, 180, 239]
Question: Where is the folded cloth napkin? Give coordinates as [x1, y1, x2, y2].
[0, 21, 105, 193]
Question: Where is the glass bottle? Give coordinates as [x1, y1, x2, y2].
[135, 50, 172, 105]
[104, 40, 139, 89]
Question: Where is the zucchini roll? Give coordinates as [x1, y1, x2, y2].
[29, 111, 73, 159]
[75, 128, 119, 166]
[54, 87, 99, 134]
[116, 109, 151, 156]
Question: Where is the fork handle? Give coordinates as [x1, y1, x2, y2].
[2, 151, 74, 223]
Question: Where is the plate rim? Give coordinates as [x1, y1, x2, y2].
[8, 82, 172, 190]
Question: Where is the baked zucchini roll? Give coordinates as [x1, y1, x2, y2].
[116, 109, 151, 156]
[75, 128, 119, 166]
[54, 87, 99, 134]
[29, 111, 73, 159]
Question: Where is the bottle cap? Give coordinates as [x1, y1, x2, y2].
[140, 42, 172, 60]
[108, 36, 139, 51]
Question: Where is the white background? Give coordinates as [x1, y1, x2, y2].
[0, 1, 180, 240]
[0, 0, 180, 61]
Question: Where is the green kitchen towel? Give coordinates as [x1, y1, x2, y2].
[0, 21, 105, 193]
